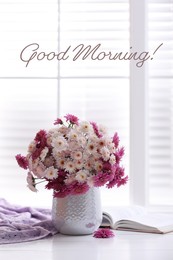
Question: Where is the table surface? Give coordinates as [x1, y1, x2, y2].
[0, 230, 173, 260]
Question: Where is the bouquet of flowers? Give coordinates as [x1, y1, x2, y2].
[16, 114, 128, 198]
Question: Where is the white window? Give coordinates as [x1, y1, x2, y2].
[0, 0, 172, 211]
[0, 0, 59, 207]
[148, 0, 173, 208]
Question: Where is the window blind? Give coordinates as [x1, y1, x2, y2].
[148, 0, 173, 206]
[0, 0, 59, 77]
[2, 0, 173, 209]
[0, 0, 58, 207]
[0, 0, 130, 207]
[59, 0, 130, 206]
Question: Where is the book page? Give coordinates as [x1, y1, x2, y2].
[103, 205, 147, 222]
[103, 206, 173, 230]
[123, 213, 173, 229]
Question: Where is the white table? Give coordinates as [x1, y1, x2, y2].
[0, 231, 173, 260]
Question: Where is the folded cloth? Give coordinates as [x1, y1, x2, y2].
[0, 198, 58, 244]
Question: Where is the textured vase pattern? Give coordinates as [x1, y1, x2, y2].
[52, 188, 102, 235]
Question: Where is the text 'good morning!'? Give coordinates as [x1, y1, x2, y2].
[20, 43, 163, 68]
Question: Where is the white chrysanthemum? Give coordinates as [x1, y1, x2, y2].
[46, 136, 52, 147]
[92, 152, 100, 160]
[78, 121, 93, 133]
[44, 166, 58, 180]
[75, 170, 88, 183]
[28, 157, 39, 172]
[82, 153, 89, 161]
[74, 159, 83, 170]
[68, 140, 80, 151]
[34, 164, 46, 178]
[65, 160, 75, 173]
[28, 141, 36, 153]
[97, 137, 107, 148]
[58, 126, 70, 136]
[109, 154, 116, 165]
[27, 172, 37, 192]
[28, 156, 33, 171]
[48, 128, 59, 135]
[94, 161, 103, 172]
[73, 151, 83, 160]
[107, 142, 116, 153]
[56, 157, 66, 169]
[84, 158, 94, 171]
[44, 156, 54, 167]
[77, 136, 87, 147]
[98, 124, 108, 135]
[52, 148, 63, 160]
[100, 147, 110, 161]
[67, 129, 79, 141]
[86, 141, 97, 154]
[89, 135, 99, 143]
[27, 172, 34, 185]
[48, 128, 60, 139]
[40, 147, 49, 161]
[51, 136, 68, 151]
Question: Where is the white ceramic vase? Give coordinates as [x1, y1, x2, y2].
[52, 187, 102, 235]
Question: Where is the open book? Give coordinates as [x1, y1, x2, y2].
[101, 206, 173, 234]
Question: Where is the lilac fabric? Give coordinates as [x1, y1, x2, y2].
[0, 198, 58, 244]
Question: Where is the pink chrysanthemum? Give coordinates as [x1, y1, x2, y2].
[64, 114, 79, 125]
[93, 172, 110, 187]
[117, 175, 128, 187]
[106, 179, 117, 188]
[112, 132, 119, 148]
[93, 228, 115, 238]
[90, 121, 103, 138]
[46, 170, 67, 189]
[70, 181, 90, 195]
[15, 154, 28, 169]
[106, 166, 128, 188]
[53, 186, 71, 198]
[31, 149, 41, 160]
[34, 129, 47, 144]
[54, 118, 63, 125]
[114, 147, 125, 164]
[102, 161, 112, 171]
[15, 114, 127, 197]
[31, 129, 48, 160]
